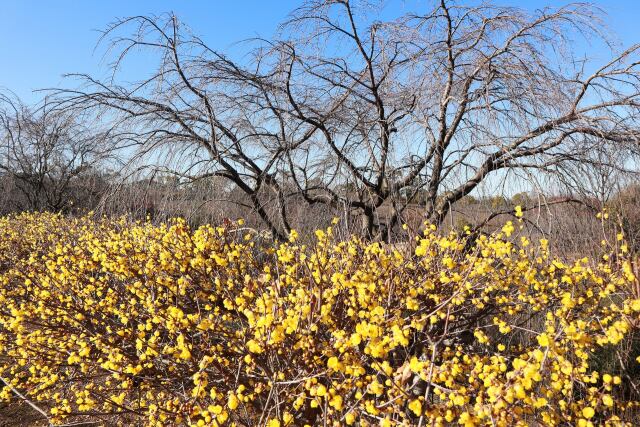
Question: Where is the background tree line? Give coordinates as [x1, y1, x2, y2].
[1, 0, 640, 247]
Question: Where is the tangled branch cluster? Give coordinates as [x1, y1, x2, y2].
[0, 213, 638, 426]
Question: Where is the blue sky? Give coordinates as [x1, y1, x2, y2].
[1, 0, 638, 103]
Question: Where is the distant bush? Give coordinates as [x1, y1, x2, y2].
[0, 213, 638, 426]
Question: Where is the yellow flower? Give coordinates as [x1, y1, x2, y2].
[582, 407, 595, 419]
[247, 340, 263, 354]
[327, 356, 341, 370]
[345, 413, 356, 425]
[329, 394, 343, 410]
[315, 384, 327, 397]
[515, 205, 523, 218]
[228, 393, 239, 410]
[537, 333, 550, 347]
[408, 399, 422, 416]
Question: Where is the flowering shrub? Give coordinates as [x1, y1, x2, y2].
[0, 212, 639, 426]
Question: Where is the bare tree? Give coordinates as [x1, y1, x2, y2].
[54, 0, 640, 240]
[0, 93, 114, 212]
